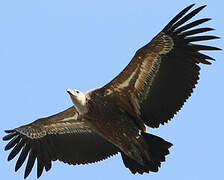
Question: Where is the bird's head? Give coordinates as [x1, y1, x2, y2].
[66, 88, 88, 114]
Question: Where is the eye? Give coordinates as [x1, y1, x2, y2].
[76, 90, 79, 93]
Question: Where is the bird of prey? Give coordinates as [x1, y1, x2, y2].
[3, 4, 220, 179]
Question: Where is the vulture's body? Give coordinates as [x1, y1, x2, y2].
[3, 4, 221, 179]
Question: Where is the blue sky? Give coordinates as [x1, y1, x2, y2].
[0, 0, 223, 180]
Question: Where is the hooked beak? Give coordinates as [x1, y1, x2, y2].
[66, 88, 73, 96]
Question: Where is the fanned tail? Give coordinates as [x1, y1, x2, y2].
[121, 132, 172, 174]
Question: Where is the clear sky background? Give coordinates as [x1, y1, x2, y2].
[0, 0, 223, 180]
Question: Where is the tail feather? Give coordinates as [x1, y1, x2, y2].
[121, 152, 149, 174]
[121, 132, 172, 174]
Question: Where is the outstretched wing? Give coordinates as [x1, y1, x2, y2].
[100, 4, 221, 128]
[3, 107, 119, 178]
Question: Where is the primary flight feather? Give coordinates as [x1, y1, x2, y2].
[3, 4, 221, 178]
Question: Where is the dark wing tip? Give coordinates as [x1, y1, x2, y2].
[7, 139, 25, 161]
[191, 44, 221, 51]
[3, 130, 39, 179]
[3, 129, 16, 141]
[163, 4, 210, 33]
[199, 4, 207, 9]
[3, 132, 17, 141]
[5, 129, 15, 133]
[191, 5, 207, 16]
[24, 148, 37, 179]
[169, 5, 208, 32]
[184, 3, 197, 11]
[163, 4, 195, 32]
[185, 35, 220, 43]
[15, 141, 31, 172]
[189, 3, 196, 7]
[180, 28, 215, 37]
[161, 4, 220, 65]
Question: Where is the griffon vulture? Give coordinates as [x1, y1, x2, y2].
[3, 4, 221, 178]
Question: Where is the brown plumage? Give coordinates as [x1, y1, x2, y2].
[3, 107, 119, 178]
[3, 4, 221, 179]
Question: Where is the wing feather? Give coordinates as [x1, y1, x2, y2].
[168, 5, 207, 32]
[175, 18, 211, 34]
[15, 141, 30, 172]
[3, 107, 119, 178]
[4, 135, 20, 151]
[140, 5, 220, 127]
[99, 5, 220, 128]
[179, 27, 214, 36]
[24, 146, 37, 179]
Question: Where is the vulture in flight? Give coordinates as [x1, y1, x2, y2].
[3, 4, 221, 179]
